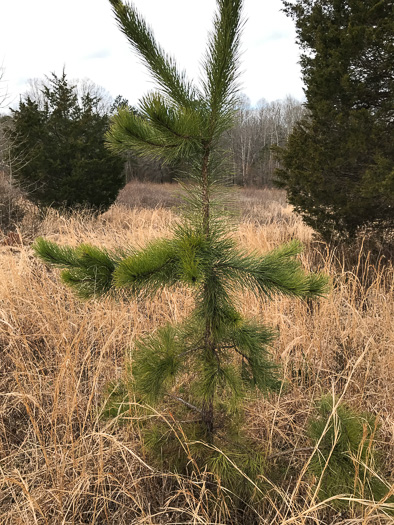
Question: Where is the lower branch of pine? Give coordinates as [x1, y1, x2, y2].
[165, 394, 202, 415]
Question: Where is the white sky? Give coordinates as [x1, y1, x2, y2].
[0, 0, 305, 110]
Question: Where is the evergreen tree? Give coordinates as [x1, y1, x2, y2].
[275, 0, 394, 241]
[33, 0, 328, 466]
[308, 396, 394, 512]
[11, 71, 125, 211]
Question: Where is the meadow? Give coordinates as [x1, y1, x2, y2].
[0, 182, 393, 524]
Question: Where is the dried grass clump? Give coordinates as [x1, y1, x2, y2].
[117, 181, 298, 227]
[0, 190, 393, 524]
[116, 180, 180, 210]
[0, 171, 26, 233]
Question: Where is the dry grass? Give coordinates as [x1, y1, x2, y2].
[117, 181, 292, 226]
[0, 187, 393, 524]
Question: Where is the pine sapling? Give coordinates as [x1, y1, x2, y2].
[308, 395, 394, 513]
[33, 0, 329, 477]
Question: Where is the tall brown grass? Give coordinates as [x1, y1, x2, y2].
[0, 187, 393, 524]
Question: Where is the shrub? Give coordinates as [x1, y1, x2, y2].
[0, 171, 25, 232]
[275, 0, 394, 242]
[308, 395, 394, 512]
[10, 71, 125, 212]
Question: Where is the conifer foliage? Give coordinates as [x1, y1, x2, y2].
[275, 0, 394, 241]
[308, 396, 394, 512]
[34, 0, 328, 452]
[11, 71, 125, 212]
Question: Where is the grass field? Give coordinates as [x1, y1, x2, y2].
[0, 183, 393, 524]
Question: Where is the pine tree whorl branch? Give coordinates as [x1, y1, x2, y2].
[33, 0, 329, 446]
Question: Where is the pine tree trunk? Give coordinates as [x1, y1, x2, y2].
[202, 397, 214, 437]
[202, 322, 216, 440]
[201, 144, 216, 440]
[201, 144, 210, 237]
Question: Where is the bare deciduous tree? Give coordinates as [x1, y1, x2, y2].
[229, 95, 307, 186]
[25, 75, 114, 116]
[0, 68, 30, 230]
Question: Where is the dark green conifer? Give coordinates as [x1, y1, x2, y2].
[275, 0, 394, 241]
[34, 0, 328, 468]
[11, 71, 125, 212]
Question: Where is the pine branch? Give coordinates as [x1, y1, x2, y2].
[218, 241, 330, 300]
[113, 232, 207, 295]
[165, 394, 202, 414]
[132, 325, 184, 402]
[108, 0, 198, 107]
[221, 319, 280, 391]
[139, 93, 200, 142]
[113, 239, 179, 295]
[202, 0, 244, 119]
[33, 237, 79, 268]
[106, 108, 181, 160]
[33, 238, 120, 299]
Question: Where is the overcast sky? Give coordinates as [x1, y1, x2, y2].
[1, 0, 305, 111]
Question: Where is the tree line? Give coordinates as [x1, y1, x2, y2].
[0, 70, 305, 211]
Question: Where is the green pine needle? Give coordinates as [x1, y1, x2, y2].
[33, 238, 119, 299]
[33, 237, 79, 268]
[132, 325, 184, 403]
[308, 395, 394, 511]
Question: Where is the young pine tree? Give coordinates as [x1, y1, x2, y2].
[34, 0, 328, 458]
[308, 396, 394, 513]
